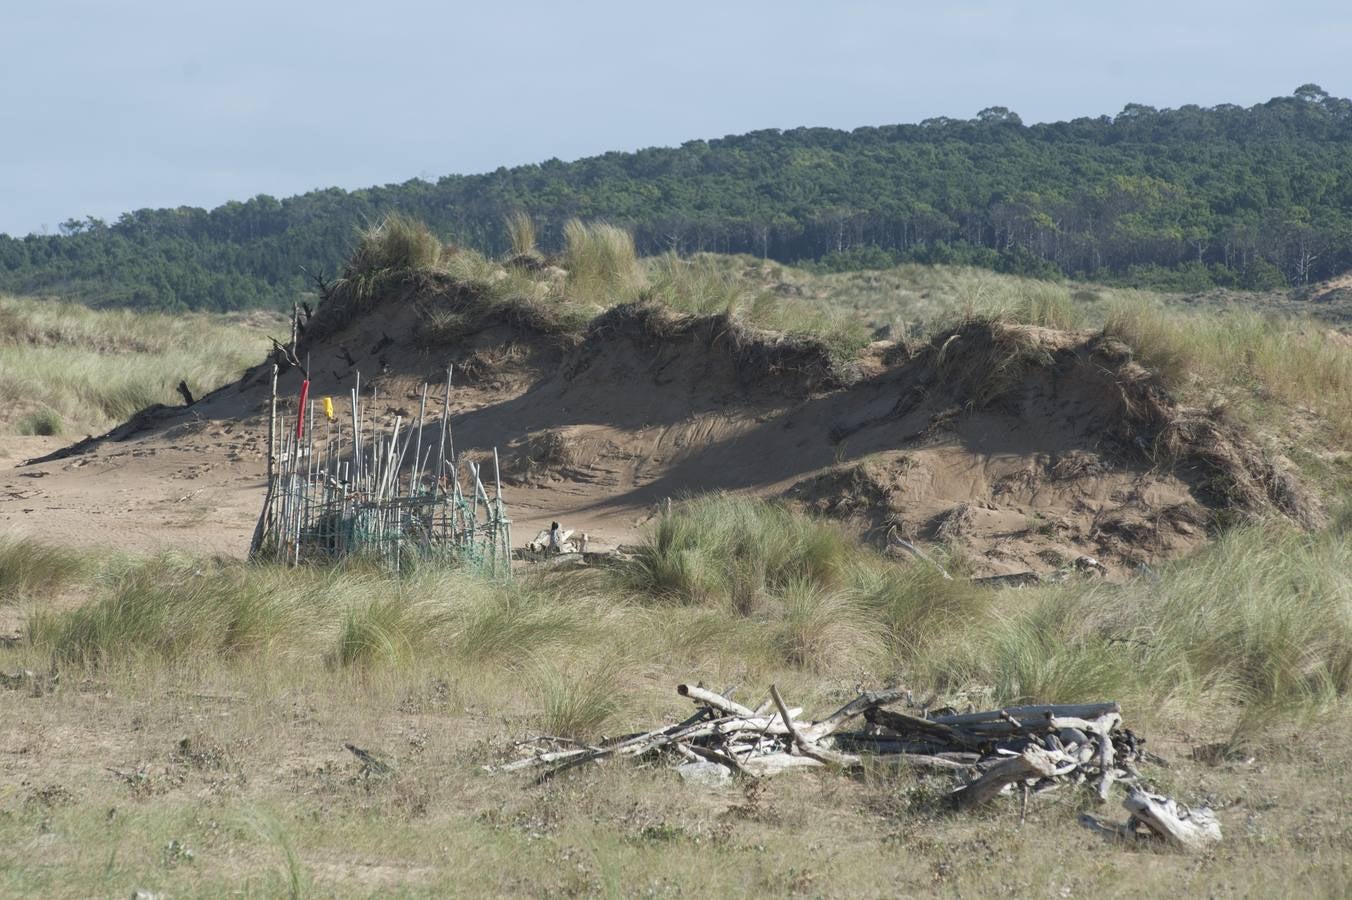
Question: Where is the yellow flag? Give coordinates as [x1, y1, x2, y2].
[322, 396, 335, 421]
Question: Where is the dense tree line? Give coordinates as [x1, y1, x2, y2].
[3, 86, 1351, 310]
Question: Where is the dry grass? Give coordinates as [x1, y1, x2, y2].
[325, 219, 869, 361]
[348, 220, 1351, 448]
[3, 501, 1352, 894]
[0, 694, 1347, 897]
[0, 294, 275, 436]
[320, 215, 448, 331]
[5, 221, 1352, 892]
[1104, 299, 1352, 441]
[344, 213, 443, 277]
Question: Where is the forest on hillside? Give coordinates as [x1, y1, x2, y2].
[3, 85, 1351, 310]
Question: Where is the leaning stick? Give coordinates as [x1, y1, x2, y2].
[931, 702, 1121, 731]
[769, 684, 858, 768]
[864, 707, 982, 749]
[412, 382, 428, 495]
[684, 743, 751, 777]
[435, 367, 451, 499]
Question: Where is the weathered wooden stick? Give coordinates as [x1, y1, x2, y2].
[866, 753, 978, 772]
[412, 382, 428, 494]
[677, 684, 757, 718]
[1047, 715, 1115, 733]
[500, 710, 713, 775]
[951, 746, 1060, 809]
[829, 735, 969, 755]
[1123, 790, 1222, 851]
[248, 363, 281, 557]
[434, 367, 451, 497]
[671, 713, 801, 741]
[1093, 715, 1120, 802]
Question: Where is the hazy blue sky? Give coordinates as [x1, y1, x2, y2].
[3, 0, 1349, 236]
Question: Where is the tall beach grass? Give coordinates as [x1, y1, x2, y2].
[20, 497, 1351, 735]
[0, 294, 272, 436]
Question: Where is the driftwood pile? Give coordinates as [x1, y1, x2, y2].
[496, 682, 1221, 852]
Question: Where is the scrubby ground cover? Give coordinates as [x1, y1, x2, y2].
[0, 295, 277, 437]
[2, 499, 1352, 895]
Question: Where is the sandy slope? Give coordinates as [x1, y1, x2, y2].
[0, 288, 1314, 577]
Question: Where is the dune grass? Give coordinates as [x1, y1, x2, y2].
[345, 213, 443, 278]
[1104, 298, 1352, 438]
[728, 253, 1352, 448]
[20, 496, 1351, 736]
[504, 211, 539, 257]
[0, 536, 90, 604]
[337, 219, 871, 359]
[0, 294, 274, 436]
[916, 519, 1352, 722]
[562, 219, 645, 306]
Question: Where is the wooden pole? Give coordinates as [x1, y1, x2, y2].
[435, 366, 451, 499]
[248, 363, 281, 557]
[413, 382, 428, 497]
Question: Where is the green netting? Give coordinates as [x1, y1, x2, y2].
[257, 475, 511, 577]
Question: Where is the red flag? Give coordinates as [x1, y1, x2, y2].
[296, 379, 310, 439]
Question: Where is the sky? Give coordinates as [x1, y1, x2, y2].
[3, 0, 1350, 237]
